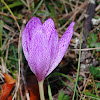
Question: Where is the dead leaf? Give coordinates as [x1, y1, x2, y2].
[0, 73, 16, 100]
[29, 84, 40, 100]
[3, 73, 16, 84]
[0, 83, 14, 100]
[22, 75, 47, 100]
[26, 76, 40, 100]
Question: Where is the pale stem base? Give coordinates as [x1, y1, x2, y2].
[38, 80, 45, 100]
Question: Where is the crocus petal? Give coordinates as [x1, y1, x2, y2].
[48, 29, 58, 61]
[46, 22, 75, 76]
[43, 22, 59, 62]
[22, 17, 42, 61]
[28, 25, 51, 81]
[43, 19, 59, 77]
[44, 29, 59, 77]
[26, 17, 42, 32]
[22, 28, 29, 60]
[43, 18, 55, 41]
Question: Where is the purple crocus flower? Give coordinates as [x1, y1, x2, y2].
[22, 17, 75, 81]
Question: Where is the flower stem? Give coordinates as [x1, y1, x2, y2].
[38, 80, 45, 100]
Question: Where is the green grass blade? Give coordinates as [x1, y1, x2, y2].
[72, 29, 83, 100]
[1, 1, 23, 10]
[58, 91, 64, 100]
[47, 72, 74, 85]
[32, 0, 44, 16]
[0, 50, 15, 78]
[47, 79, 53, 100]
[0, 20, 3, 48]
[1, 0, 20, 30]
[82, 92, 100, 100]
[61, 80, 83, 100]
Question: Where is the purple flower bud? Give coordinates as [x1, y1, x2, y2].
[22, 17, 75, 81]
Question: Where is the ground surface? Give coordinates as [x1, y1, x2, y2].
[0, 0, 100, 100]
